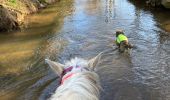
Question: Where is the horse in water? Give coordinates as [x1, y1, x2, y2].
[45, 53, 101, 100]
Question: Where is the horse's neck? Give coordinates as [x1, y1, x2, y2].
[52, 72, 100, 100]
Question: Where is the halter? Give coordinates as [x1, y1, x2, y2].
[62, 66, 73, 76]
[59, 66, 90, 85]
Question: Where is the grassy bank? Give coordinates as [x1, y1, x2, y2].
[0, 0, 59, 32]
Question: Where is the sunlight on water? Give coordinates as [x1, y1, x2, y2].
[0, 0, 74, 99]
[0, 0, 170, 100]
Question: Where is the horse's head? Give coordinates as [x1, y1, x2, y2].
[45, 53, 102, 100]
[45, 53, 102, 78]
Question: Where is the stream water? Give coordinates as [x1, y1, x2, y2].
[0, 0, 170, 100]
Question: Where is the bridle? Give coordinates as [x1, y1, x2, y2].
[59, 66, 90, 85]
[61, 66, 74, 77]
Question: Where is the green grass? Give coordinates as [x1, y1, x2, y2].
[8, 0, 17, 7]
[9, 0, 16, 4]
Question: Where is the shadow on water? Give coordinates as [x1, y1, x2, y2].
[0, 0, 170, 100]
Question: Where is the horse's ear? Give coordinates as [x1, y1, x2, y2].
[88, 52, 102, 70]
[45, 59, 64, 76]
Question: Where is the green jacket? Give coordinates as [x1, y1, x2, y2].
[116, 34, 128, 44]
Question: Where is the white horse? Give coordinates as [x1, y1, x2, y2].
[45, 53, 101, 100]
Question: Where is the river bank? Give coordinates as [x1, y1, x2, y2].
[0, 0, 59, 32]
[129, 0, 170, 8]
[0, 0, 74, 99]
[129, 0, 170, 32]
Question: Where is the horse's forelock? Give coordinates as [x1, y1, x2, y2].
[65, 58, 88, 69]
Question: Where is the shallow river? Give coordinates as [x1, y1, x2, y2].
[0, 0, 170, 100]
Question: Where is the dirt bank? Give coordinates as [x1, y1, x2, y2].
[0, 5, 19, 32]
[145, 0, 170, 8]
[130, 0, 170, 8]
[0, 0, 59, 32]
[145, 0, 162, 7]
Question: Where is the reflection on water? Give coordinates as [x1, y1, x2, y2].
[0, 0, 170, 100]
[0, 0, 74, 99]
